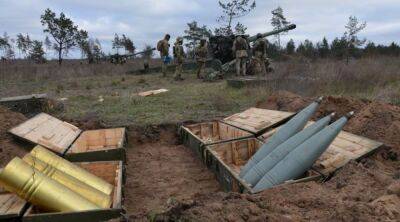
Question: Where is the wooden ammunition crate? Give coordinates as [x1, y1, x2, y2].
[65, 128, 127, 162]
[205, 138, 262, 193]
[206, 125, 383, 193]
[22, 160, 124, 222]
[0, 190, 27, 221]
[180, 121, 253, 160]
[9, 113, 127, 162]
[180, 108, 294, 161]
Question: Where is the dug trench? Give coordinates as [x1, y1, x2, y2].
[0, 90, 399, 221]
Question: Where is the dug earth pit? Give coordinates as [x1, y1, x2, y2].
[124, 125, 221, 220]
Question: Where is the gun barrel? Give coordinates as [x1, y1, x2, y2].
[248, 24, 296, 42]
[132, 47, 156, 56]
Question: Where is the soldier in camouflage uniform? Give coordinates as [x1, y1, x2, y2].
[232, 34, 249, 76]
[157, 34, 171, 77]
[195, 39, 208, 79]
[173, 37, 185, 81]
[252, 33, 267, 76]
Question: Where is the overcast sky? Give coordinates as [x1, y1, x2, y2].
[1, 0, 399, 58]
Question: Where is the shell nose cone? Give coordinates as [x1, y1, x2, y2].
[316, 96, 324, 103]
[346, 111, 355, 118]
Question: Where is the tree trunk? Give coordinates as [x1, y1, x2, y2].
[58, 43, 62, 65]
[228, 13, 233, 33]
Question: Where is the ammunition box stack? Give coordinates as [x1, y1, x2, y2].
[181, 107, 383, 194]
[0, 113, 127, 221]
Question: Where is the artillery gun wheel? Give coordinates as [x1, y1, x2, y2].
[210, 59, 223, 71]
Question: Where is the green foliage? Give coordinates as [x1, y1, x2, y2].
[270, 6, 290, 48]
[0, 32, 13, 59]
[28, 40, 46, 63]
[183, 21, 212, 57]
[317, 37, 330, 58]
[286, 39, 295, 55]
[112, 34, 135, 55]
[234, 22, 247, 35]
[16, 33, 32, 57]
[216, 0, 256, 35]
[40, 8, 83, 65]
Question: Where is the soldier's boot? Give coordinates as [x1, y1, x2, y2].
[174, 65, 184, 81]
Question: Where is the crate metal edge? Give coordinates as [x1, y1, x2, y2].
[21, 160, 125, 222]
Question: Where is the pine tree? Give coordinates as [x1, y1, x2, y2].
[317, 37, 330, 58]
[343, 16, 367, 63]
[41, 8, 84, 65]
[216, 0, 256, 35]
[270, 6, 289, 49]
[286, 39, 295, 55]
[183, 21, 212, 58]
[28, 40, 46, 63]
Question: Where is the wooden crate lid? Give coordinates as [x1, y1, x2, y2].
[222, 108, 294, 134]
[260, 120, 383, 175]
[9, 113, 82, 154]
[0, 93, 47, 103]
[315, 130, 383, 174]
[0, 192, 26, 219]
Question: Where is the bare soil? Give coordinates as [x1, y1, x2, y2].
[0, 106, 31, 167]
[124, 125, 221, 221]
[154, 91, 400, 221]
[1, 90, 399, 221]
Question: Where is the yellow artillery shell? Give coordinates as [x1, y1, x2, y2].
[23, 154, 112, 208]
[30, 146, 113, 196]
[0, 157, 100, 212]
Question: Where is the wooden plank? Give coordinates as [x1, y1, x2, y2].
[9, 113, 82, 154]
[0, 195, 17, 214]
[69, 128, 126, 154]
[222, 108, 293, 134]
[0, 94, 47, 103]
[6, 196, 25, 214]
[138, 88, 168, 97]
[260, 118, 383, 175]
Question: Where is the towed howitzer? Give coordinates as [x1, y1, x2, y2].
[109, 47, 156, 64]
[206, 24, 296, 78]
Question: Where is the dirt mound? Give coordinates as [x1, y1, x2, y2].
[0, 106, 30, 167]
[158, 161, 399, 221]
[153, 91, 400, 221]
[256, 91, 311, 112]
[257, 90, 400, 151]
[346, 102, 400, 149]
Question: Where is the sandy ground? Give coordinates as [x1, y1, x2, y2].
[0, 90, 399, 221]
[158, 91, 400, 222]
[0, 106, 31, 167]
[124, 125, 221, 221]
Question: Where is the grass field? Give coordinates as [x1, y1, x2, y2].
[1, 56, 399, 126]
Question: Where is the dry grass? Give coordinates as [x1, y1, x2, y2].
[271, 56, 400, 104]
[0, 56, 399, 126]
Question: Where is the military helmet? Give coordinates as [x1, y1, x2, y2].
[176, 37, 183, 43]
[256, 33, 263, 39]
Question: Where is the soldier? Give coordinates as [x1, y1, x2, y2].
[195, 39, 208, 79]
[173, 37, 185, 81]
[232, 34, 249, 76]
[157, 34, 171, 77]
[252, 33, 267, 76]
